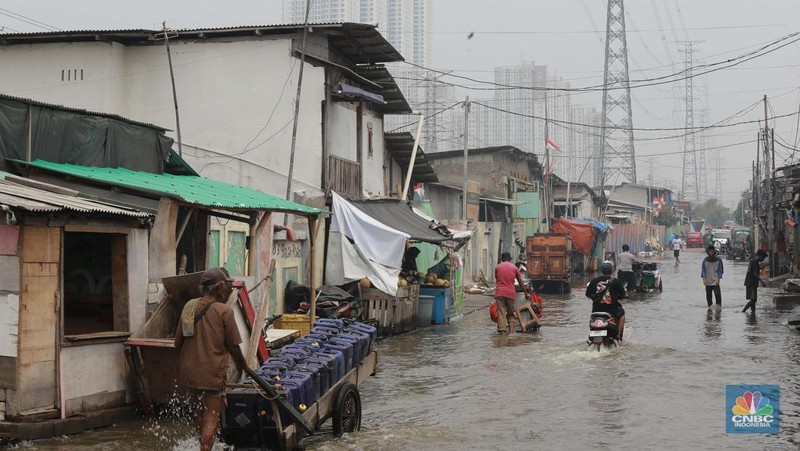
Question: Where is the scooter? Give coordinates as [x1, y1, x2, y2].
[587, 312, 620, 351]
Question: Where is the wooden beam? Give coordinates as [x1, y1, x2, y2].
[174, 208, 195, 248]
[308, 216, 318, 330]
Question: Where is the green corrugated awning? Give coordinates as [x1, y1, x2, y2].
[11, 159, 321, 215]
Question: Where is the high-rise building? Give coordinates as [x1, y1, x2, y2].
[281, 0, 360, 23]
[493, 61, 547, 155]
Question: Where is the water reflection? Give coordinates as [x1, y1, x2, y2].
[701, 306, 722, 341]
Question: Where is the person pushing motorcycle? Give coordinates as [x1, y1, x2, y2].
[585, 261, 628, 342]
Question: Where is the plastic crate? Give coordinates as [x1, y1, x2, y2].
[274, 313, 312, 336]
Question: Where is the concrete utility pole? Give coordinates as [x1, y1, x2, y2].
[284, 0, 312, 225]
[764, 95, 776, 277]
[462, 96, 470, 220]
[159, 22, 182, 157]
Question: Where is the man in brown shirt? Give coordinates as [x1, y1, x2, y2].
[174, 268, 248, 451]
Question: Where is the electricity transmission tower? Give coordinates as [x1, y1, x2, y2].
[599, 0, 636, 187]
[679, 41, 703, 201]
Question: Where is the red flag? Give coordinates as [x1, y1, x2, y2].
[546, 138, 562, 151]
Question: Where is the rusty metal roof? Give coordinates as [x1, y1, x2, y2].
[354, 66, 412, 114]
[0, 22, 403, 64]
[0, 178, 150, 217]
[385, 132, 437, 183]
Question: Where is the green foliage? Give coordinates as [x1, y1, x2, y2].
[734, 191, 752, 225]
[692, 198, 732, 227]
[656, 208, 680, 227]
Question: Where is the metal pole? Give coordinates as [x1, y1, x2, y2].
[462, 96, 470, 220]
[764, 95, 776, 276]
[284, 0, 312, 225]
[162, 21, 183, 157]
[401, 114, 425, 200]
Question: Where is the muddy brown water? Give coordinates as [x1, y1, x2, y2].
[17, 249, 800, 450]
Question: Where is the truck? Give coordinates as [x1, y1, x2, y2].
[526, 233, 573, 294]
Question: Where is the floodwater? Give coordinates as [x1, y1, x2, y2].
[17, 249, 800, 450]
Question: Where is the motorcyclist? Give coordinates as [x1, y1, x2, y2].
[585, 261, 627, 342]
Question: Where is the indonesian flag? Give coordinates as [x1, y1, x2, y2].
[546, 138, 562, 151]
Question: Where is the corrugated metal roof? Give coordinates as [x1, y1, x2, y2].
[0, 179, 150, 217]
[13, 160, 322, 215]
[385, 132, 437, 183]
[0, 22, 403, 64]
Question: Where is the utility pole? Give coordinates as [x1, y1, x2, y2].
[462, 96, 470, 221]
[158, 22, 182, 157]
[284, 0, 312, 225]
[763, 95, 776, 277]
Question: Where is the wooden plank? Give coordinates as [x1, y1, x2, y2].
[234, 281, 269, 364]
[18, 226, 59, 412]
[21, 227, 59, 263]
[64, 224, 131, 234]
[111, 235, 129, 332]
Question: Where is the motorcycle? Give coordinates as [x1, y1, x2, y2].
[587, 311, 620, 350]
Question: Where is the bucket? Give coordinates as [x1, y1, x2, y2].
[418, 295, 434, 326]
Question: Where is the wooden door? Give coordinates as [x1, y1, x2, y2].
[18, 226, 60, 414]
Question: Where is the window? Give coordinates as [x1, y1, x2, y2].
[63, 232, 128, 336]
[225, 231, 247, 277]
[367, 122, 374, 158]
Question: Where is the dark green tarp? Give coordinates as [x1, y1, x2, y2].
[0, 96, 173, 173]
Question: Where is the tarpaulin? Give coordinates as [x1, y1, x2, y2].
[0, 97, 172, 173]
[551, 217, 595, 254]
[326, 191, 409, 296]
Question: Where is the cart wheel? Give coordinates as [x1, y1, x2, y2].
[658, 280, 663, 292]
[332, 382, 361, 437]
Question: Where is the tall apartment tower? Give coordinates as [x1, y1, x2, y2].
[281, 0, 361, 23]
[493, 61, 548, 155]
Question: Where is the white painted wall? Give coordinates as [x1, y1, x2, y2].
[0, 293, 19, 358]
[329, 102, 358, 162]
[61, 342, 127, 416]
[0, 38, 327, 200]
[361, 109, 386, 196]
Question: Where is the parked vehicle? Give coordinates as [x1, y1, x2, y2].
[587, 312, 620, 351]
[526, 233, 572, 294]
[711, 229, 732, 254]
[633, 262, 663, 292]
[686, 232, 704, 248]
[727, 228, 751, 261]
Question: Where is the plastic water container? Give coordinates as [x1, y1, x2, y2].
[279, 379, 309, 413]
[283, 371, 317, 406]
[254, 367, 284, 381]
[417, 295, 435, 326]
[261, 361, 293, 374]
[339, 331, 370, 361]
[291, 366, 322, 402]
[306, 355, 338, 387]
[323, 342, 353, 373]
[329, 335, 361, 366]
[311, 325, 341, 336]
[315, 318, 345, 331]
[313, 350, 344, 381]
[346, 322, 377, 345]
[296, 362, 329, 397]
[303, 332, 330, 343]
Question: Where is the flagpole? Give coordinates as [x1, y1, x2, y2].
[544, 89, 553, 226]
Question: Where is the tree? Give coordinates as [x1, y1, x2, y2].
[656, 208, 680, 227]
[692, 198, 731, 227]
[734, 190, 752, 226]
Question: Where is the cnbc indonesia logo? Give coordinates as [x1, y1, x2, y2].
[726, 385, 780, 434]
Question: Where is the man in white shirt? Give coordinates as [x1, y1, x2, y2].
[672, 236, 683, 266]
[616, 244, 642, 292]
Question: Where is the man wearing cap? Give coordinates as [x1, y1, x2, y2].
[174, 267, 249, 451]
[494, 251, 529, 335]
[585, 261, 627, 341]
[742, 249, 768, 313]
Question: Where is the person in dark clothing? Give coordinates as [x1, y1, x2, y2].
[700, 245, 724, 307]
[742, 249, 768, 313]
[401, 247, 421, 277]
[585, 261, 627, 341]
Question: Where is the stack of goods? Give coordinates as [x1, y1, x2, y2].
[227, 319, 377, 429]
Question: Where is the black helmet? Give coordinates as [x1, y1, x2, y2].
[756, 249, 768, 258]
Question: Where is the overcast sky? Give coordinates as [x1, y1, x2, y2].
[3, 1, 800, 206]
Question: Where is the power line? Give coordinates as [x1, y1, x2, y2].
[0, 7, 60, 31]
